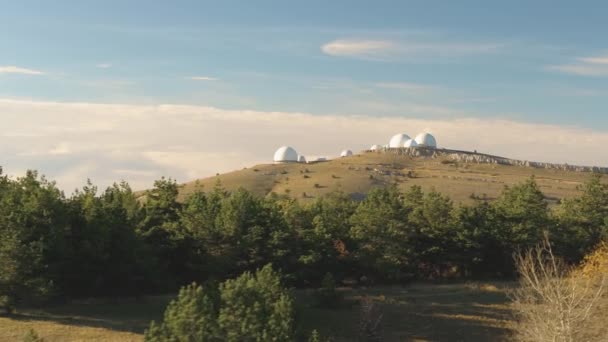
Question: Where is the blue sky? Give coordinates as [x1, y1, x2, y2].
[2, 1, 608, 190]
[3, 0, 608, 127]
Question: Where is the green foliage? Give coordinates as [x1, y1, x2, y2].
[145, 265, 294, 342]
[350, 186, 412, 279]
[2, 164, 607, 307]
[307, 329, 332, 342]
[218, 264, 295, 341]
[0, 171, 65, 306]
[554, 174, 608, 261]
[144, 283, 220, 342]
[314, 273, 343, 308]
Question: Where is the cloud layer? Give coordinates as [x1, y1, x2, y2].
[321, 39, 502, 60]
[548, 55, 608, 77]
[0, 66, 45, 75]
[1, 98, 607, 193]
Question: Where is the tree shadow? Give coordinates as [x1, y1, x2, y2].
[9, 296, 171, 335]
[300, 283, 515, 342]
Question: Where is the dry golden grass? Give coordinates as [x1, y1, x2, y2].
[0, 317, 141, 342]
[165, 151, 604, 204]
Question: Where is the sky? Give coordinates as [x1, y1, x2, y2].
[1, 1, 608, 192]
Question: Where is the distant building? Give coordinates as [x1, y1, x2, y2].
[340, 149, 353, 157]
[414, 133, 437, 148]
[273, 146, 299, 163]
[404, 139, 418, 148]
[389, 133, 411, 148]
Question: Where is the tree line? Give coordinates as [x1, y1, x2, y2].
[1, 167, 607, 309]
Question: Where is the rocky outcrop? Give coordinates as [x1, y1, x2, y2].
[370, 147, 608, 174]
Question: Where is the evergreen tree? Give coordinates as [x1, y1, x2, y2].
[350, 186, 411, 280]
[218, 265, 294, 342]
[145, 283, 220, 342]
[554, 174, 608, 260]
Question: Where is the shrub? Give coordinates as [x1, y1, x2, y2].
[218, 265, 294, 341]
[144, 282, 220, 341]
[511, 238, 608, 342]
[146, 265, 294, 342]
[308, 329, 332, 342]
[314, 273, 343, 309]
[358, 297, 383, 342]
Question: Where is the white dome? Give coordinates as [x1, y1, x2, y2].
[389, 133, 411, 148]
[273, 146, 299, 163]
[370, 144, 381, 151]
[298, 155, 306, 163]
[340, 149, 353, 157]
[414, 133, 437, 148]
[403, 139, 418, 148]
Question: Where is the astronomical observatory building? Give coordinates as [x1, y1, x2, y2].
[273, 132, 437, 163]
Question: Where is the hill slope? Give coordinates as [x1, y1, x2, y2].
[174, 150, 604, 205]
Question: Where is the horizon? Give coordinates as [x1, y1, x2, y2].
[2, 1, 608, 191]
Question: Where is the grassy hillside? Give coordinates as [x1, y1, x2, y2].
[171, 151, 604, 205]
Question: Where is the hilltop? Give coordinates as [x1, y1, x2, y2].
[169, 148, 607, 205]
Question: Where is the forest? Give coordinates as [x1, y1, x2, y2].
[1, 168, 607, 340]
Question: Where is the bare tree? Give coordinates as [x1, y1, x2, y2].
[511, 237, 608, 342]
[358, 296, 383, 342]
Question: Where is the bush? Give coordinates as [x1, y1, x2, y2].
[219, 265, 294, 341]
[358, 297, 383, 342]
[145, 265, 294, 342]
[144, 282, 220, 341]
[308, 329, 332, 342]
[314, 273, 343, 309]
[511, 238, 608, 342]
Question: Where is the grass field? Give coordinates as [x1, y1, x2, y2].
[165, 151, 604, 205]
[0, 283, 515, 342]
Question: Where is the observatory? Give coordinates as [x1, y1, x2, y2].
[404, 139, 418, 148]
[414, 133, 437, 148]
[340, 149, 353, 157]
[370, 144, 381, 151]
[273, 146, 299, 163]
[389, 133, 411, 148]
[298, 155, 306, 163]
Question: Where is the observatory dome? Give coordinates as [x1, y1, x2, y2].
[389, 133, 411, 148]
[370, 144, 381, 151]
[403, 139, 418, 148]
[298, 155, 306, 163]
[273, 146, 299, 163]
[414, 133, 437, 148]
[340, 149, 353, 157]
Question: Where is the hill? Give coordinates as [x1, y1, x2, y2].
[169, 148, 607, 205]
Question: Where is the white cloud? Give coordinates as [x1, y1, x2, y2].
[578, 56, 608, 65]
[321, 40, 397, 59]
[0, 66, 45, 75]
[321, 39, 502, 60]
[1, 98, 607, 193]
[547, 55, 608, 77]
[189, 76, 219, 81]
[374, 82, 435, 93]
[96, 63, 112, 68]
